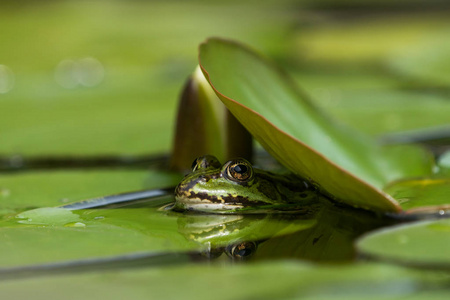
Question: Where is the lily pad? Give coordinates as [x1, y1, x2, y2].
[0, 201, 323, 269]
[293, 13, 449, 67]
[0, 202, 200, 268]
[388, 28, 450, 86]
[384, 177, 450, 214]
[0, 261, 448, 299]
[357, 219, 450, 268]
[0, 167, 192, 268]
[199, 38, 433, 213]
[0, 169, 181, 216]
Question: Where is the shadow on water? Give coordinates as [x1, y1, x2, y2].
[178, 199, 397, 263]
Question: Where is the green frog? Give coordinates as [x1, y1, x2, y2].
[173, 155, 319, 214]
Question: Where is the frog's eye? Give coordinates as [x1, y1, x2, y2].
[191, 155, 221, 172]
[226, 241, 257, 260]
[224, 159, 253, 182]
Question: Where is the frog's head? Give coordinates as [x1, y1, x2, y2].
[173, 155, 316, 214]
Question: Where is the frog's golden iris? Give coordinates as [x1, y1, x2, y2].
[173, 155, 318, 214]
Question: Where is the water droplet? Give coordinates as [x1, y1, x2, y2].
[0, 64, 14, 94]
[396, 198, 410, 204]
[59, 198, 71, 203]
[16, 217, 33, 224]
[438, 151, 450, 169]
[94, 216, 104, 220]
[65, 222, 86, 228]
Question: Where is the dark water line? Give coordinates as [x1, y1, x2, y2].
[0, 251, 196, 281]
[0, 150, 276, 173]
[59, 187, 175, 210]
[0, 154, 170, 172]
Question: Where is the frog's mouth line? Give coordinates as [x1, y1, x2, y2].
[173, 194, 319, 215]
[174, 194, 245, 212]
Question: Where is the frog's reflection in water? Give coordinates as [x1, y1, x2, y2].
[175, 200, 395, 262]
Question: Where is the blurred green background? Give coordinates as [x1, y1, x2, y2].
[1, 0, 450, 158]
[1, 2, 450, 297]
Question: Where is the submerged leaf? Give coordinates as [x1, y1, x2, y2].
[15, 207, 82, 226]
[199, 38, 433, 213]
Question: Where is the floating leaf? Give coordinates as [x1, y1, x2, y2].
[0, 169, 187, 268]
[357, 219, 450, 268]
[384, 177, 450, 214]
[293, 14, 448, 65]
[0, 204, 199, 268]
[199, 38, 433, 213]
[0, 261, 448, 299]
[0, 169, 180, 216]
[388, 28, 450, 85]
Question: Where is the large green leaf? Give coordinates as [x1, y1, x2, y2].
[0, 261, 448, 299]
[199, 38, 433, 213]
[357, 219, 450, 268]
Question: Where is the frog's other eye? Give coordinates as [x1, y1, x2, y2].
[223, 159, 253, 182]
[191, 155, 221, 172]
